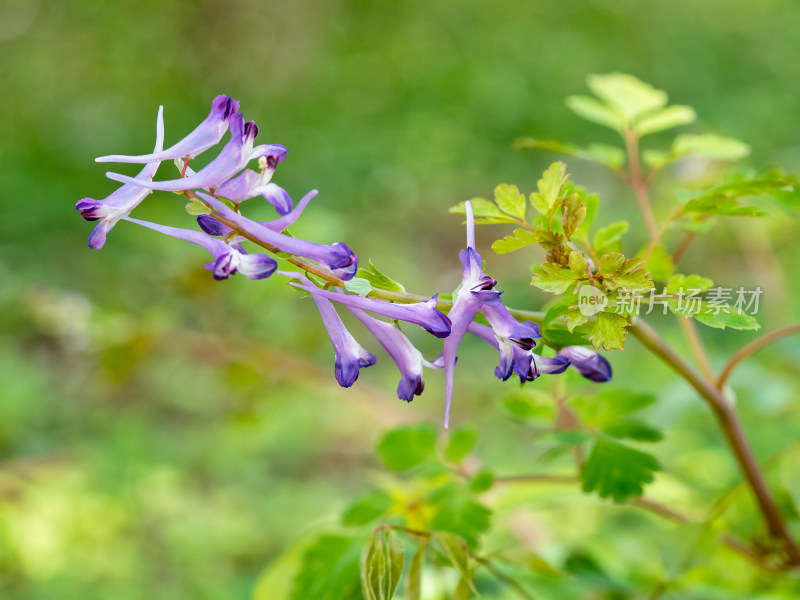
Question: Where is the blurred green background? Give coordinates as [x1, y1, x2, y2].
[2, 0, 800, 598]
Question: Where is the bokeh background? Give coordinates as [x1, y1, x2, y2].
[1, 0, 800, 598]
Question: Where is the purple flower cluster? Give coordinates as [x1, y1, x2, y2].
[77, 95, 611, 427]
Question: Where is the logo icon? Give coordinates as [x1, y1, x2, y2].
[578, 285, 608, 316]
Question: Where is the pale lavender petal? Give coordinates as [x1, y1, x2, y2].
[198, 193, 358, 278]
[533, 354, 570, 375]
[480, 295, 541, 350]
[77, 106, 165, 247]
[96, 95, 239, 163]
[259, 183, 293, 215]
[289, 284, 451, 338]
[105, 114, 261, 192]
[236, 252, 278, 280]
[348, 307, 433, 402]
[558, 346, 612, 382]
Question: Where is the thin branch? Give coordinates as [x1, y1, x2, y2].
[629, 319, 800, 567]
[716, 324, 800, 389]
[676, 316, 715, 381]
[623, 128, 658, 239]
[671, 231, 696, 266]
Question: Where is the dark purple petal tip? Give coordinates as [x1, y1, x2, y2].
[397, 375, 425, 402]
[196, 215, 232, 237]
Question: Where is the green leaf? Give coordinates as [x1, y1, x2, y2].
[434, 532, 473, 588]
[444, 426, 478, 464]
[453, 575, 472, 600]
[361, 533, 383, 600]
[561, 195, 586, 239]
[588, 312, 629, 351]
[491, 228, 540, 254]
[342, 491, 394, 526]
[605, 258, 654, 293]
[586, 73, 668, 122]
[530, 162, 569, 217]
[602, 420, 663, 442]
[672, 133, 750, 161]
[565, 95, 624, 132]
[344, 277, 374, 297]
[531, 264, 579, 294]
[568, 251, 588, 277]
[293, 535, 363, 600]
[581, 437, 661, 502]
[693, 307, 760, 331]
[542, 323, 593, 348]
[469, 470, 495, 493]
[634, 105, 696, 136]
[494, 184, 527, 221]
[356, 259, 406, 293]
[376, 424, 437, 471]
[449, 198, 518, 224]
[564, 309, 590, 332]
[502, 392, 554, 421]
[361, 529, 405, 600]
[593, 221, 629, 253]
[185, 198, 212, 215]
[666, 274, 713, 295]
[384, 530, 405, 600]
[404, 541, 426, 600]
[643, 245, 674, 281]
[513, 138, 625, 169]
[583, 144, 626, 169]
[598, 252, 625, 276]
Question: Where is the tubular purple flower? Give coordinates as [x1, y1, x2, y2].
[288, 284, 451, 339]
[279, 272, 375, 387]
[215, 169, 293, 214]
[467, 322, 536, 382]
[105, 114, 287, 193]
[76, 106, 165, 249]
[481, 295, 541, 350]
[533, 354, 571, 375]
[197, 190, 318, 238]
[123, 217, 276, 280]
[347, 307, 441, 402]
[196, 192, 358, 279]
[96, 95, 239, 163]
[558, 346, 613, 382]
[441, 201, 499, 427]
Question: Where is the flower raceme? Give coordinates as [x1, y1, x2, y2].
[77, 95, 611, 427]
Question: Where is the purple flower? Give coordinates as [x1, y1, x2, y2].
[96, 95, 240, 164]
[347, 307, 441, 401]
[124, 217, 276, 280]
[441, 201, 501, 427]
[288, 284, 451, 339]
[467, 322, 535, 382]
[76, 106, 165, 249]
[197, 193, 358, 280]
[105, 113, 287, 193]
[215, 169, 293, 214]
[467, 322, 570, 382]
[558, 346, 612, 382]
[197, 189, 318, 238]
[279, 272, 375, 387]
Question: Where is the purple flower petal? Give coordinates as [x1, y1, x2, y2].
[289, 284, 451, 338]
[533, 354, 570, 375]
[198, 193, 359, 279]
[558, 346, 612, 382]
[124, 217, 275, 281]
[347, 307, 439, 402]
[105, 115, 270, 192]
[480, 295, 541, 350]
[196, 215, 232, 237]
[466, 322, 536, 383]
[95, 95, 239, 163]
[77, 106, 165, 248]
